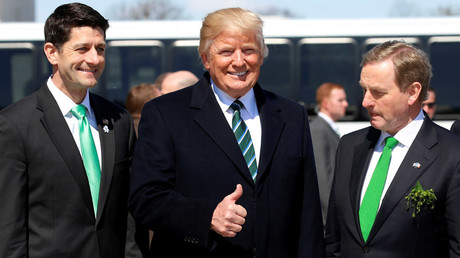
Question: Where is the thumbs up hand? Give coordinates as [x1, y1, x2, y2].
[210, 184, 247, 237]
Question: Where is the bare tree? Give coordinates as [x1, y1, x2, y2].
[110, 0, 184, 20]
[255, 6, 297, 18]
[433, 5, 460, 16]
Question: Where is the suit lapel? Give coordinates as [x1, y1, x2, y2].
[368, 119, 437, 241]
[90, 94, 116, 222]
[37, 85, 95, 218]
[254, 85, 284, 182]
[349, 128, 380, 241]
[191, 73, 254, 185]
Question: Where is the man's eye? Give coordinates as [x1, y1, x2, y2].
[220, 50, 232, 56]
[243, 49, 256, 55]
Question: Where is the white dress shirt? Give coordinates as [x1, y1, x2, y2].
[360, 110, 425, 208]
[318, 111, 341, 136]
[47, 76, 102, 170]
[211, 79, 262, 166]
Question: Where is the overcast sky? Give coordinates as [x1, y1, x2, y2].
[35, 0, 460, 22]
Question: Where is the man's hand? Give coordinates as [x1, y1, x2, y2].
[210, 184, 247, 237]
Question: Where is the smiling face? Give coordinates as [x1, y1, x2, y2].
[45, 26, 106, 101]
[360, 58, 418, 135]
[201, 30, 263, 98]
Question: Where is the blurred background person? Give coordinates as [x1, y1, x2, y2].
[309, 82, 348, 227]
[422, 86, 436, 119]
[126, 83, 161, 135]
[125, 82, 161, 257]
[159, 70, 199, 95]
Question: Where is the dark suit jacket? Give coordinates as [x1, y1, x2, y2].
[129, 72, 324, 258]
[451, 119, 460, 135]
[0, 84, 136, 258]
[310, 116, 340, 226]
[325, 117, 460, 258]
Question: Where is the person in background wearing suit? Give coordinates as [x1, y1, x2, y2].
[310, 82, 348, 227]
[325, 40, 460, 257]
[159, 70, 199, 95]
[422, 86, 436, 119]
[451, 120, 460, 135]
[0, 3, 136, 258]
[129, 7, 324, 258]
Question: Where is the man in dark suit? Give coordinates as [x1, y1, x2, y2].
[129, 7, 324, 258]
[0, 3, 135, 258]
[310, 82, 348, 226]
[451, 120, 460, 135]
[325, 40, 460, 257]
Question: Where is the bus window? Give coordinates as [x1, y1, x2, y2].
[0, 43, 36, 109]
[101, 40, 164, 107]
[363, 37, 422, 52]
[298, 38, 360, 118]
[170, 40, 202, 78]
[428, 37, 460, 119]
[259, 38, 294, 100]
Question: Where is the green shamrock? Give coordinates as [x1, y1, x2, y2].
[405, 181, 436, 218]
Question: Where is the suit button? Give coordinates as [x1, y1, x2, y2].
[363, 246, 369, 253]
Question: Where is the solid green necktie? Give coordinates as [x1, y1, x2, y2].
[71, 104, 101, 215]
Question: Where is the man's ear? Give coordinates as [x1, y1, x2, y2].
[201, 53, 210, 70]
[407, 82, 422, 105]
[44, 42, 58, 65]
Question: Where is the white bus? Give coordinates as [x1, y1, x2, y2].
[1, 18, 459, 131]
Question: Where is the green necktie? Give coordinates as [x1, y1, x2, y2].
[359, 136, 399, 242]
[71, 104, 101, 215]
[230, 100, 258, 182]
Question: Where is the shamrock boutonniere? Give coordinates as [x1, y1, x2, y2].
[405, 181, 436, 218]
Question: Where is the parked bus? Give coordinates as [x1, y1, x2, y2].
[1, 18, 459, 132]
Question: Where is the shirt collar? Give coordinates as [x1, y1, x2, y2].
[318, 112, 339, 132]
[47, 76, 94, 119]
[377, 109, 425, 148]
[211, 78, 257, 117]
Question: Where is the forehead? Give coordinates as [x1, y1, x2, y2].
[67, 26, 105, 42]
[360, 59, 395, 87]
[212, 30, 258, 46]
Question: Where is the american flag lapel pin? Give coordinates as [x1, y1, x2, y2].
[103, 119, 109, 133]
[412, 162, 421, 169]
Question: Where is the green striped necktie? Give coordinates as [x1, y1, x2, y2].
[230, 100, 258, 182]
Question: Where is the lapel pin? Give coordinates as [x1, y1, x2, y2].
[103, 125, 109, 134]
[412, 162, 421, 169]
[103, 119, 109, 125]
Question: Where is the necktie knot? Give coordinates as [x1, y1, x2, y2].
[71, 104, 87, 120]
[230, 100, 244, 112]
[384, 136, 398, 150]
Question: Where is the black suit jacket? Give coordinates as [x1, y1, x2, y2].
[451, 119, 460, 135]
[129, 72, 324, 258]
[0, 84, 136, 258]
[325, 117, 460, 258]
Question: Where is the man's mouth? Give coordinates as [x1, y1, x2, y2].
[229, 71, 248, 76]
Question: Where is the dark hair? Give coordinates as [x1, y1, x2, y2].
[44, 2, 109, 50]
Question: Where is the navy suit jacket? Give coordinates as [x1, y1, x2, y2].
[0, 84, 136, 258]
[325, 117, 460, 258]
[129, 72, 324, 258]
